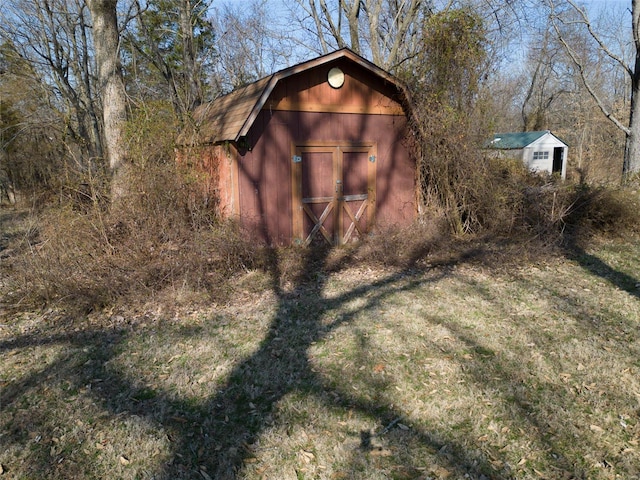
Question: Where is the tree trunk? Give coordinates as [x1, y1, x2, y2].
[179, 0, 203, 113]
[88, 0, 128, 199]
[624, 0, 640, 177]
[343, 0, 361, 55]
[624, 75, 640, 176]
[552, 0, 640, 181]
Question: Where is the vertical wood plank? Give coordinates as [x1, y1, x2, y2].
[230, 144, 240, 217]
[368, 143, 377, 228]
[291, 142, 302, 242]
[335, 145, 342, 245]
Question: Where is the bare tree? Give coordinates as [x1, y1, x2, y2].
[88, 0, 128, 197]
[125, 0, 214, 116]
[211, 0, 294, 94]
[519, 26, 573, 131]
[0, 41, 68, 194]
[291, 0, 425, 70]
[550, 0, 640, 178]
[290, 0, 529, 72]
[0, 0, 103, 163]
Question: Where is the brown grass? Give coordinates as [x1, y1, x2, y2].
[2, 199, 640, 479]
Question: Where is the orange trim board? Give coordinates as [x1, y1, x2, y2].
[266, 102, 404, 116]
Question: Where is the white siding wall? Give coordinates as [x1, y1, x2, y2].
[522, 133, 568, 179]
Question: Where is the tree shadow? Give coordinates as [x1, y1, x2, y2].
[419, 253, 640, 479]
[146, 243, 493, 479]
[567, 246, 640, 299]
[1, 238, 506, 479]
[3, 230, 638, 478]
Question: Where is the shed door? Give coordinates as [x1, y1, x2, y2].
[292, 143, 376, 245]
[553, 147, 564, 174]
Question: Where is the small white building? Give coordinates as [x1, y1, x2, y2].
[487, 130, 568, 179]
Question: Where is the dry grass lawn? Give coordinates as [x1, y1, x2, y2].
[1, 208, 640, 479]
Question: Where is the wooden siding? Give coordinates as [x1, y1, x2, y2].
[182, 49, 411, 147]
[236, 110, 414, 244]
[267, 59, 404, 116]
[183, 49, 416, 244]
[214, 144, 240, 217]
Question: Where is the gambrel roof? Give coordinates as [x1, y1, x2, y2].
[487, 130, 568, 150]
[185, 48, 411, 145]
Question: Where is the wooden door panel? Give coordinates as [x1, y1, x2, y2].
[301, 151, 334, 199]
[342, 151, 369, 196]
[292, 143, 376, 245]
[300, 150, 335, 245]
[341, 150, 370, 243]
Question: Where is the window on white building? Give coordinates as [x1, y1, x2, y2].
[532, 151, 549, 161]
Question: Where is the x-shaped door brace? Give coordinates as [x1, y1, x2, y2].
[341, 194, 368, 244]
[302, 198, 335, 245]
[293, 143, 376, 246]
[302, 193, 369, 246]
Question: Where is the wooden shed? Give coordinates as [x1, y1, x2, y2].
[179, 48, 416, 245]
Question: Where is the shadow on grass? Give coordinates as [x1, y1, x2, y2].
[568, 247, 640, 299]
[141, 241, 501, 479]
[3, 231, 639, 479]
[0, 239, 511, 479]
[7, 226, 638, 479]
[0, 208, 29, 254]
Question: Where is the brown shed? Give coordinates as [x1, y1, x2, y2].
[180, 48, 416, 245]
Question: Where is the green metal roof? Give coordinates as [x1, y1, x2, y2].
[487, 131, 550, 150]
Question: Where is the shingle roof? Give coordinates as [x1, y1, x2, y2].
[488, 131, 550, 149]
[181, 48, 410, 146]
[187, 76, 273, 145]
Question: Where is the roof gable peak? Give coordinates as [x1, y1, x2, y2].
[187, 49, 409, 146]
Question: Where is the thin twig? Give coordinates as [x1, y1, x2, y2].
[376, 417, 402, 436]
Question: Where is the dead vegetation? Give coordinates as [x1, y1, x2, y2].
[2, 119, 640, 479]
[1, 204, 639, 478]
[3, 159, 640, 318]
[3, 161, 260, 314]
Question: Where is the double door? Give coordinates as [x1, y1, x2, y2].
[292, 143, 376, 245]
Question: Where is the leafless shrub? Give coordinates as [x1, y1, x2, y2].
[411, 109, 555, 240]
[12, 160, 260, 313]
[356, 214, 448, 268]
[411, 109, 638, 247]
[564, 185, 640, 241]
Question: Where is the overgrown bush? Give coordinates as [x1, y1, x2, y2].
[401, 6, 591, 244]
[9, 94, 639, 315]
[10, 102, 262, 313]
[10, 157, 639, 314]
[411, 111, 639, 246]
[355, 214, 448, 268]
[564, 185, 640, 241]
[13, 161, 261, 313]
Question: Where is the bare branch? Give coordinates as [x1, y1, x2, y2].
[387, 0, 422, 70]
[550, 3, 631, 135]
[565, 0, 633, 77]
[307, 0, 330, 53]
[319, 0, 345, 48]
